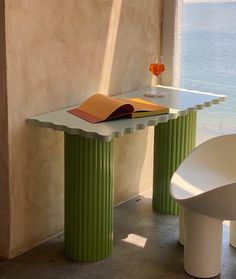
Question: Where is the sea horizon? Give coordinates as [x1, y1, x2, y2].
[180, 1, 236, 143]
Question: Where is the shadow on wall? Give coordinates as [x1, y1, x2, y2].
[98, 0, 159, 95]
[101, 0, 160, 204]
[9, 126, 64, 257]
[114, 129, 154, 205]
[7, 0, 116, 256]
[7, 0, 161, 256]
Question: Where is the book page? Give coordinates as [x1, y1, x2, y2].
[68, 94, 133, 123]
[118, 98, 168, 112]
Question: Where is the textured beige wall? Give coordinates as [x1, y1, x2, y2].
[161, 0, 182, 87]
[0, 1, 10, 258]
[114, 129, 154, 205]
[4, 0, 162, 257]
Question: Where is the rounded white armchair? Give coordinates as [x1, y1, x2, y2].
[170, 134, 236, 278]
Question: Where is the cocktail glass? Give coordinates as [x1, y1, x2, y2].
[145, 62, 165, 98]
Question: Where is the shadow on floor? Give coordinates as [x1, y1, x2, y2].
[0, 192, 235, 279]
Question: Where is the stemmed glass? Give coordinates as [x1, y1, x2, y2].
[145, 56, 165, 98]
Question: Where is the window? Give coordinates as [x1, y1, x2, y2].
[180, 0, 236, 144]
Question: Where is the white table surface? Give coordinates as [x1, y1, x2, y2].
[26, 85, 226, 141]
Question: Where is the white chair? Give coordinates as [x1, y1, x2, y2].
[170, 134, 236, 278]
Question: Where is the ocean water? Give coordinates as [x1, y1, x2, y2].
[180, 2, 236, 140]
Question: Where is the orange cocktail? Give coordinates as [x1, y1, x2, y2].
[144, 62, 166, 98]
[149, 63, 165, 76]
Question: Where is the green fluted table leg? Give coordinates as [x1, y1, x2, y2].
[64, 133, 113, 262]
[153, 112, 197, 215]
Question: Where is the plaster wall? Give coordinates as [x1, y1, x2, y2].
[161, 0, 183, 87]
[4, 0, 162, 257]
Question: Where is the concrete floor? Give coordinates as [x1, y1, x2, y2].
[1, 192, 236, 279]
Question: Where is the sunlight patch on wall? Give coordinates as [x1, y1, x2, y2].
[99, 0, 123, 94]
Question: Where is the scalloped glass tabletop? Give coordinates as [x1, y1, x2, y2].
[26, 85, 226, 141]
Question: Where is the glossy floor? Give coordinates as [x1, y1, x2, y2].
[0, 192, 235, 279]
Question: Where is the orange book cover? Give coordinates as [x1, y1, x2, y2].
[68, 94, 169, 123]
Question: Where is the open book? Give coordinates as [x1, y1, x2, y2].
[68, 93, 169, 123]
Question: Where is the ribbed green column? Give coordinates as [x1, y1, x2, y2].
[64, 133, 113, 262]
[153, 112, 197, 215]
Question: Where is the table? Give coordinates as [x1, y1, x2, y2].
[26, 85, 225, 262]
